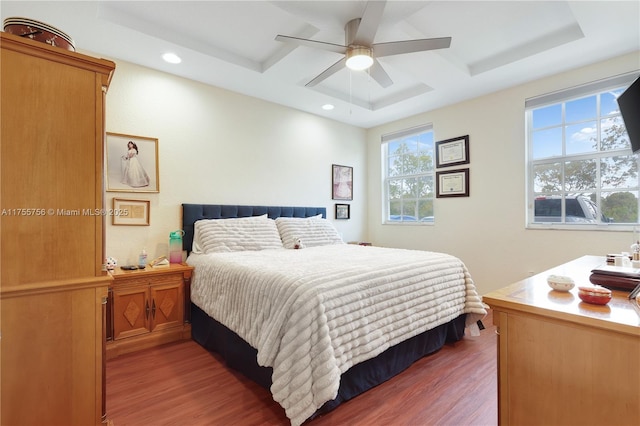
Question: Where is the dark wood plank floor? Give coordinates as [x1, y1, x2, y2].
[106, 311, 496, 426]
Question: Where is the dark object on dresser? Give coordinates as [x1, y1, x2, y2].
[590, 265, 640, 291]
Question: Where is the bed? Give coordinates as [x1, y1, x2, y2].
[183, 204, 486, 426]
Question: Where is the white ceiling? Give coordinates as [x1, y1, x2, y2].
[2, 1, 639, 128]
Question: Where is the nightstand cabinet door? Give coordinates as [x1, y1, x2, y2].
[112, 285, 150, 340]
[149, 280, 184, 332]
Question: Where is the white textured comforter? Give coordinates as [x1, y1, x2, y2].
[188, 244, 486, 426]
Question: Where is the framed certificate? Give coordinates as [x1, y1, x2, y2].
[112, 198, 150, 225]
[436, 168, 469, 198]
[435, 135, 469, 168]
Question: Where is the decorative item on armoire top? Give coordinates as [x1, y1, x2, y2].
[3, 17, 75, 51]
[436, 168, 469, 198]
[332, 164, 353, 200]
[106, 132, 159, 192]
[335, 203, 350, 219]
[111, 198, 150, 226]
[435, 135, 469, 168]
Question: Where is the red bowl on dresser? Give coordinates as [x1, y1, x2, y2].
[3, 17, 75, 51]
[578, 286, 612, 305]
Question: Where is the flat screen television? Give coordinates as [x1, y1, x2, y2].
[617, 75, 640, 154]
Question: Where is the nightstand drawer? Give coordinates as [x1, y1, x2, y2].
[113, 271, 183, 288]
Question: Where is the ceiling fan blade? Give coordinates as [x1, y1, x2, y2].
[352, 0, 387, 45]
[305, 57, 347, 87]
[369, 59, 393, 88]
[275, 35, 347, 54]
[373, 37, 452, 57]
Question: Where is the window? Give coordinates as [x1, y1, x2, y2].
[526, 72, 640, 229]
[382, 124, 435, 223]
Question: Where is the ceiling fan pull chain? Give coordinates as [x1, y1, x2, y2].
[349, 70, 353, 116]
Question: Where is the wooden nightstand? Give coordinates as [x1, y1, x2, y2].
[106, 263, 193, 359]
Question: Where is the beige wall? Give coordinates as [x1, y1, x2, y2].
[104, 52, 640, 296]
[105, 60, 367, 265]
[366, 52, 640, 295]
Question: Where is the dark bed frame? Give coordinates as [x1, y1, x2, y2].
[182, 204, 467, 419]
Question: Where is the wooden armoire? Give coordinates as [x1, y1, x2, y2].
[0, 32, 115, 424]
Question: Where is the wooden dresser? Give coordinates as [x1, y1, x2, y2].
[484, 255, 640, 426]
[0, 32, 115, 425]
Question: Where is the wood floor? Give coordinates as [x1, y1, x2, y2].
[106, 311, 497, 426]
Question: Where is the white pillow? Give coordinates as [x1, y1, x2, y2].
[192, 215, 283, 253]
[275, 216, 344, 249]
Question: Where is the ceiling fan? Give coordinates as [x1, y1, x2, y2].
[275, 0, 451, 88]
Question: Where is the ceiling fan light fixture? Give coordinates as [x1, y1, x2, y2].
[345, 46, 373, 71]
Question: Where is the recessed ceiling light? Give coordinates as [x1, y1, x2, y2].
[162, 52, 182, 64]
[322, 104, 335, 111]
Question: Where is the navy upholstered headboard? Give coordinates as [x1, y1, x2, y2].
[181, 204, 327, 253]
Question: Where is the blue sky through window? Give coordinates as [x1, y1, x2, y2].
[531, 87, 628, 159]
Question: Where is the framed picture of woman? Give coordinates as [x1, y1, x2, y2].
[106, 132, 159, 192]
[332, 164, 353, 201]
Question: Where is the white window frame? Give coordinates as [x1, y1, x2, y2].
[525, 71, 640, 231]
[381, 124, 435, 225]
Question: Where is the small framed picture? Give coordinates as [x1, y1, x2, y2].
[435, 135, 469, 168]
[112, 198, 150, 226]
[436, 168, 469, 198]
[106, 132, 159, 192]
[335, 203, 350, 219]
[332, 164, 353, 200]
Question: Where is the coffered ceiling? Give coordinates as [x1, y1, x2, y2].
[2, 1, 638, 128]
